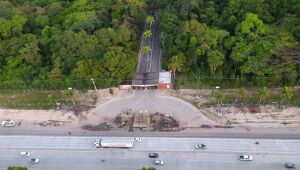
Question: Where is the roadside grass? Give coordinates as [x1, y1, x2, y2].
[0, 90, 71, 109]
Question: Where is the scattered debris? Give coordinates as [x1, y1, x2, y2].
[39, 120, 65, 127]
[150, 112, 180, 131]
[82, 122, 110, 131]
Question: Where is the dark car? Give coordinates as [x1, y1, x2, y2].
[149, 153, 159, 158]
[285, 163, 296, 169]
[30, 158, 39, 164]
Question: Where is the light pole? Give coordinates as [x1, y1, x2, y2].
[91, 78, 97, 91]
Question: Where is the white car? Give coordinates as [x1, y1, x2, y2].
[30, 158, 39, 164]
[133, 137, 142, 142]
[195, 144, 206, 149]
[20, 152, 31, 157]
[1, 120, 15, 127]
[239, 155, 253, 161]
[154, 160, 164, 165]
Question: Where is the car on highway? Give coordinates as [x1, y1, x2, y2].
[1, 120, 15, 127]
[30, 158, 39, 164]
[133, 137, 142, 142]
[149, 153, 159, 158]
[239, 155, 253, 161]
[94, 139, 100, 145]
[20, 152, 30, 157]
[154, 160, 164, 165]
[195, 144, 206, 149]
[285, 163, 296, 169]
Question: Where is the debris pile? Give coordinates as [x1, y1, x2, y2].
[39, 120, 64, 127]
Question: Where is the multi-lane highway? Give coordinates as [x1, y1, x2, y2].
[0, 135, 299, 170]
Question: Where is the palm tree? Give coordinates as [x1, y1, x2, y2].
[215, 92, 225, 105]
[236, 87, 247, 104]
[258, 87, 269, 105]
[168, 54, 186, 79]
[146, 16, 154, 29]
[142, 45, 152, 54]
[47, 92, 57, 106]
[143, 30, 152, 39]
[280, 86, 293, 106]
[65, 88, 76, 106]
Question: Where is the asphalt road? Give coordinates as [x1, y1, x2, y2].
[0, 135, 299, 170]
[137, 17, 162, 73]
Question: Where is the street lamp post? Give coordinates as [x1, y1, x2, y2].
[91, 78, 98, 91]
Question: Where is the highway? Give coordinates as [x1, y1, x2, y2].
[0, 136, 299, 170]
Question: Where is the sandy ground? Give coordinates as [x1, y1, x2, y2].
[0, 88, 134, 127]
[176, 89, 300, 127]
[0, 88, 299, 131]
[0, 109, 76, 123]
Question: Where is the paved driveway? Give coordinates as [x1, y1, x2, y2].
[90, 90, 215, 127]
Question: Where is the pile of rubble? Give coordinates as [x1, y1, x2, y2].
[39, 120, 65, 127]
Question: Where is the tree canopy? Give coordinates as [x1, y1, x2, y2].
[0, 0, 299, 89]
[0, 0, 147, 89]
[156, 0, 300, 87]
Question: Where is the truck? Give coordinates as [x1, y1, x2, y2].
[94, 138, 134, 148]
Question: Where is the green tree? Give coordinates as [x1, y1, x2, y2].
[0, 15, 27, 38]
[280, 86, 293, 106]
[142, 45, 152, 54]
[236, 87, 247, 104]
[146, 16, 154, 29]
[63, 11, 99, 33]
[168, 54, 186, 79]
[257, 87, 269, 105]
[7, 166, 27, 170]
[65, 88, 76, 106]
[143, 30, 152, 39]
[207, 50, 225, 77]
[235, 13, 265, 39]
[47, 92, 57, 106]
[215, 91, 225, 105]
[100, 46, 136, 84]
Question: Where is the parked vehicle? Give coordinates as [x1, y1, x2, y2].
[154, 160, 164, 165]
[285, 163, 296, 169]
[239, 155, 253, 161]
[149, 153, 159, 158]
[1, 120, 15, 127]
[30, 158, 39, 164]
[195, 144, 206, 149]
[20, 152, 31, 157]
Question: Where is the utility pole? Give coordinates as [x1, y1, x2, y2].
[91, 78, 98, 91]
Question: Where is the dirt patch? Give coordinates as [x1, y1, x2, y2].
[150, 112, 180, 131]
[247, 105, 261, 113]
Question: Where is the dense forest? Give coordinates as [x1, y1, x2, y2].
[0, 0, 147, 89]
[0, 0, 299, 89]
[155, 0, 300, 88]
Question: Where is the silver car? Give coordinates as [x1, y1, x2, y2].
[20, 152, 31, 157]
[154, 160, 164, 165]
